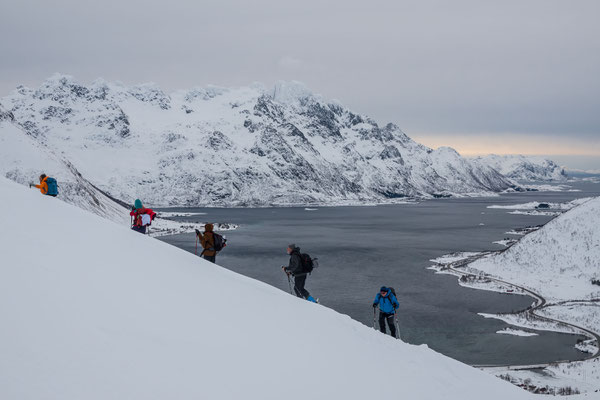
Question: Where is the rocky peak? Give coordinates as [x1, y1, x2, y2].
[0, 75, 517, 206]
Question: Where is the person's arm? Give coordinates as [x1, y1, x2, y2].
[145, 208, 157, 220]
[285, 254, 300, 274]
[391, 293, 399, 309]
[373, 294, 381, 307]
[201, 232, 214, 249]
[33, 182, 48, 194]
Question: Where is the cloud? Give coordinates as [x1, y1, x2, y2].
[277, 56, 303, 69]
[0, 0, 598, 152]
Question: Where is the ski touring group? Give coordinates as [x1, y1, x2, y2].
[29, 172, 402, 339]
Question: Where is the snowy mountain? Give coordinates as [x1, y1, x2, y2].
[466, 196, 600, 394]
[470, 197, 599, 302]
[0, 105, 207, 235]
[0, 104, 128, 224]
[475, 154, 566, 182]
[0, 177, 533, 400]
[1, 75, 515, 206]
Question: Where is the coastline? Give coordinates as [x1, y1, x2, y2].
[428, 213, 600, 394]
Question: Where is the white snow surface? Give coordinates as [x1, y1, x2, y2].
[1, 74, 514, 207]
[0, 177, 533, 400]
[496, 328, 539, 337]
[0, 105, 128, 224]
[487, 198, 591, 210]
[470, 197, 600, 302]
[475, 154, 567, 182]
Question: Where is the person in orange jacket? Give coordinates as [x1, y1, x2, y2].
[30, 174, 48, 194]
[29, 174, 59, 196]
[130, 199, 156, 234]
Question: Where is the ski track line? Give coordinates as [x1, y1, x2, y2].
[439, 251, 600, 370]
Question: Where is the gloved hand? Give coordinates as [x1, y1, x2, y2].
[195, 229, 200, 235]
[131, 205, 136, 211]
[29, 183, 33, 188]
[372, 304, 377, 308]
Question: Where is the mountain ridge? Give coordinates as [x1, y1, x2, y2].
[475, 154, 567, 182]
[3, 74, 518, 206]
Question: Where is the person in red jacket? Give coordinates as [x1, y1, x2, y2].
[130, 199, 156, 234]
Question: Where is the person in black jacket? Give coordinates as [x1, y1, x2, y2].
[282, 244, 317, 302]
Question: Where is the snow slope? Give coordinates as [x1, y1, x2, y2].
[0, 177, 532, 400]
[470, 197, 600, 302]
[1, 75, 515, 206]
[0, 105, 233, 236]
[0, 105, 128, 224]
[475, 154, 567, 182]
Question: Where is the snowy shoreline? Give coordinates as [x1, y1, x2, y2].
[148, 218, 239, 238]
[428, 197, 600, 394]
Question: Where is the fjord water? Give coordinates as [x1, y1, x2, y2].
[159, 181, 600, 366]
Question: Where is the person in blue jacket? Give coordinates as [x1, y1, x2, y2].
[373, 286, 399, 337]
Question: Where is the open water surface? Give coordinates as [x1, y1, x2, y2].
[159, 181, 600, 365]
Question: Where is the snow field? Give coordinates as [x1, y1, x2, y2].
[0, 177, 533, 400]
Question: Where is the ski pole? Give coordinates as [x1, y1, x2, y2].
[195, 235, 198, 255]
[287, 273, 293, 295]
[373, 307, 377, 330]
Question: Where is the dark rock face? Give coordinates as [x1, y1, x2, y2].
[1, 76, 516, 206]
[0, 104, 15, 122]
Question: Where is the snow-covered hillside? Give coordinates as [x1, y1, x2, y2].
[470, 197, 599, 302]
[0, 177, 532, 400]
[0, 105, 233, 235]
[1, 75, 515, 206]
[467, 197, 600, 394]
[0, 105, 128, 224]
[475, 154, 566, 182]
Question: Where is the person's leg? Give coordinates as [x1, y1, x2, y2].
[294, 275, 307, 298]
[300, 280, 310, 299]
[378, 312, 387, 333]
[131, 225, 146, 234]
[203, 255, 216, 263]
[386, 315, 397, 338]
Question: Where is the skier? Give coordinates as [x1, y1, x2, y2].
[29, 174, 58, 197]
[372, 286, 399, 337]
[195, 223, 217, 263]
[129, 199, 156, 234]
[282, 244, 317, 303]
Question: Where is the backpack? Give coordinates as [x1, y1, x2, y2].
[386, 287, 398, 308]
[388, 287, 397, 299]
[45, 177, 58, 196]
[300, 253, 317, 273]
[212, 232, 227, 252]
[141, 213, 152, 226]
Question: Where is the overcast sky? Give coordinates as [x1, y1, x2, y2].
[1, 0, 598, 168]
